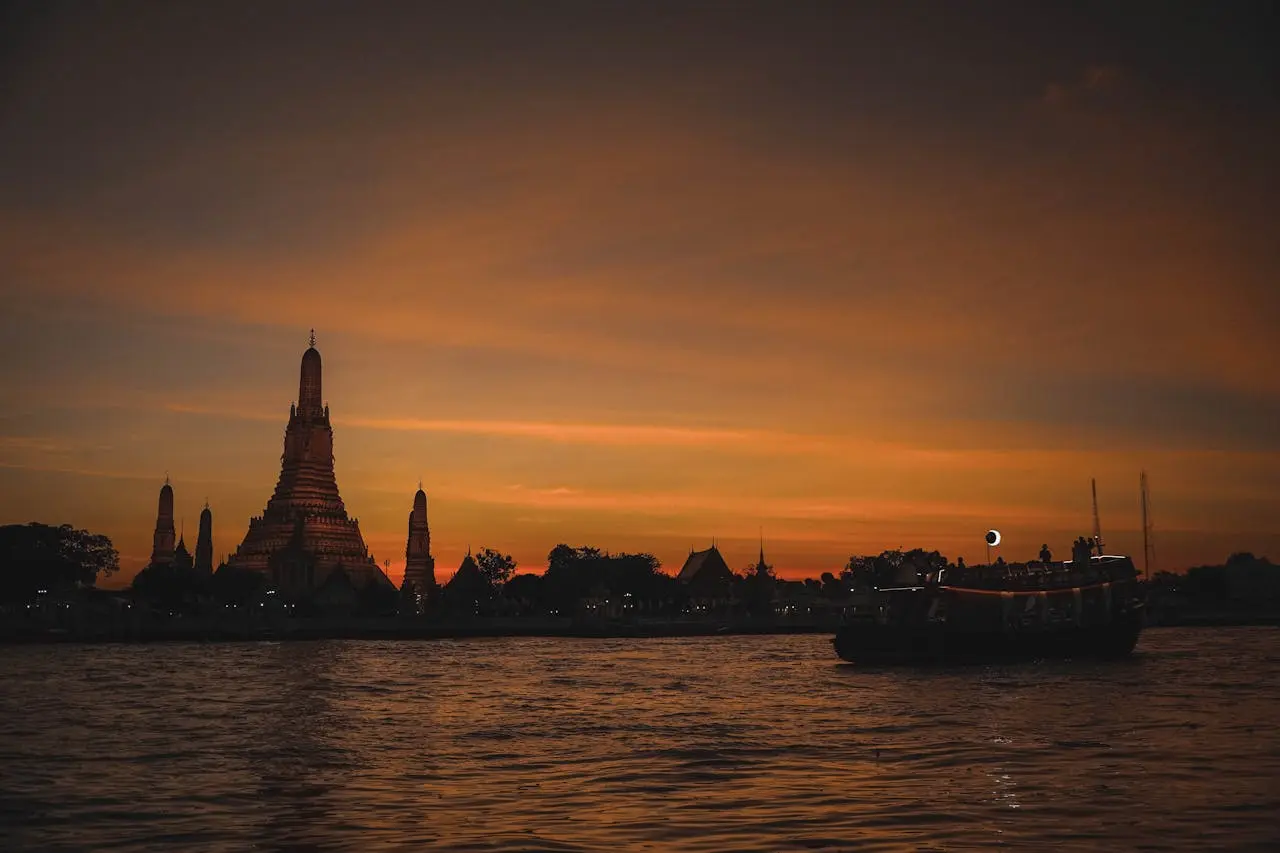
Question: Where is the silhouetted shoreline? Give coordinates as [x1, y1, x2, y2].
[0, 616, 839, 645]
[2, 614, 1276, 645]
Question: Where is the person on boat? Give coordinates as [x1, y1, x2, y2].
[1039, 544, 1052, 563]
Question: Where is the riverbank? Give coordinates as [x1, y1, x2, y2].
[0, 616, 840, 644]
[2, 612, 1277, 644]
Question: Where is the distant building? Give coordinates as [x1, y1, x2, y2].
[677, 544, 736, 607]
[752, 541, 771, 577]
[148, 478, 176, 569]
[313, 563, 360, 613]
[442, 550, 490, 613]
[144, 478, 209, 576]
[172, 530, 194, 573]
[225, 332, 393, 598]
[195, 502, 214, 574]
[403, 485, 436, 595]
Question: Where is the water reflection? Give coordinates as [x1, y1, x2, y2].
[0, 628, 1277, 851]
[247, 643, 347, 851]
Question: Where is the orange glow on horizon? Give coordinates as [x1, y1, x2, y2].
[1, 10, 1276, 586]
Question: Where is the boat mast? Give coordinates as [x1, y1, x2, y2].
[1091, 478, 1104, 556]
[1140, 471, 1154, 581]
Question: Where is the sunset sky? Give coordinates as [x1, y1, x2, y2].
[1, 1, 1277, 586]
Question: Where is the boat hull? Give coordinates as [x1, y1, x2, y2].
[832, 608, 1143, 666]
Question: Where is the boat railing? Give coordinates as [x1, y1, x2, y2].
[929, 558, 1137, 592]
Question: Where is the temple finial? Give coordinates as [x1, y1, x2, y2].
[418, 477, 423, 491]
[164, 471, 170, 486]
[309, 328, 316, 348]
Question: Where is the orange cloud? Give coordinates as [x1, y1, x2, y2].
[3, 31, 1276, 586]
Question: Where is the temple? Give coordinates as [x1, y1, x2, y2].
[172, 526, 194, 573]
[226, 331, 392, 597]
[148, 477, 176, 568]
[677, 544, 734, 590]
[677, 543, 736, 605]
[753, 539, 771, 576]
[145, 478, 212, 575]
[403, 484, 436, 594]
[195, 502, 214, 574]
[441, 549, 487, 611]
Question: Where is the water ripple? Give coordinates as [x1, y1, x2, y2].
[1, 627, 1278, 851]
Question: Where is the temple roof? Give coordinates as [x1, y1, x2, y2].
[677, 546, 730, 583]
[443, 552, 489, 600]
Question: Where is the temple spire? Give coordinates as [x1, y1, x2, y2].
[150, 478, 176, 567]
[309, 328, 316, 348]
[404, 484, 435, 594]
[298, 334, 323, 413]
[196, 501, 214, 574]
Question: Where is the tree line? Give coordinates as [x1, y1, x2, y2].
[4, 522, 1277, 617]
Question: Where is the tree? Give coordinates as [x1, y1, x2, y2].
[542, 544, 669, 612]
[504, 572, 545, 613]
[844, 555, 876, 589]
[0, 522, 119, 603]
[841, 549, 950, 589]
[819, 571, 846, 599]
[1183, 563, 1228, 601]
[475, 548, 517, 590]
[543, 544, 602, 608]
[902, 549, 947, 575]
[131, 563, 210, 611]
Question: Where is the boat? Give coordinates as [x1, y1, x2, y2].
[832, 555, 1146, 665]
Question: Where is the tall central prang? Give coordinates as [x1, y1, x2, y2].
[227, 331, 390, 595]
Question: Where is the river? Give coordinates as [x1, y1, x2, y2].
[1, 627, 1277, 851]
